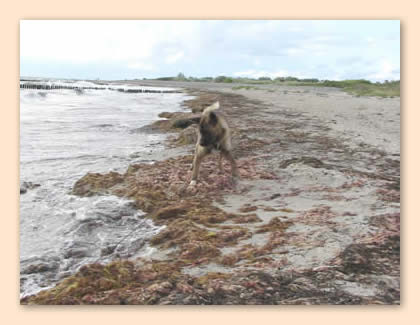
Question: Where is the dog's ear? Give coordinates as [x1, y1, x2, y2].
[209, 111, 218, 125]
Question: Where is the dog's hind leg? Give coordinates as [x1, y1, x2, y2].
[221, 150, 239, 183]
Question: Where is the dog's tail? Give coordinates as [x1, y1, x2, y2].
[203, 101, 219, 114]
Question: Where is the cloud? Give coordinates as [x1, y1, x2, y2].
[285, 48, 304, 56]
[366, 37, 376, 45]
[366, 59, 400, 81]
[165, 51, 184, 64]
[127, 62, 154, 71]
[20, 20, 197, 64]
[233, 69, 289, 79]
[20, 20, 158, 63]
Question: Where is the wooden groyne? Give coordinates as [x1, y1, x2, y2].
[20, 83, 182, 94]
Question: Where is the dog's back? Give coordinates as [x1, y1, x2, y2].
[199, 102, 231, 150]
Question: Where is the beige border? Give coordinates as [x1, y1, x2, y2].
[2, 0, 416, 323]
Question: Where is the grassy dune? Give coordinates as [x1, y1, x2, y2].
[300, 80, 400, 98]
[232, 79, 400, 98]
[153, 75, 400, 98]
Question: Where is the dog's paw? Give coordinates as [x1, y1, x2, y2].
[232, 176, 239, 186]
[186, 180, 198, 195]
[189, 180, 197, 186]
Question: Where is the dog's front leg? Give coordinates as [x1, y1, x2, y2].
[190, 145, 209, 186]
[218, 152, 224, 173]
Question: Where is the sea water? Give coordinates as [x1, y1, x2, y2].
[20, 79, 189, 298]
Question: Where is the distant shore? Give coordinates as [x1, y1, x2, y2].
[107, 77, 400, 98]
[22, 81, 400, 305]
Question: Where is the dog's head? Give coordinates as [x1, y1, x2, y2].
[199, 102, 221, 147]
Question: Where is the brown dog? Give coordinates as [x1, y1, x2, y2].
[189, 101, 239, 186]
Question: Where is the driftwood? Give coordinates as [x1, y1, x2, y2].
[20, 83, 181, 94]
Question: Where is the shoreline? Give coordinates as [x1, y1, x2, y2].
[19, 84, 193, 299]
[21, 82, 400, 305]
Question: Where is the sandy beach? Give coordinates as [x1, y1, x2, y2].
[22, 81, 400, 305]
[133, 80, 400, 154]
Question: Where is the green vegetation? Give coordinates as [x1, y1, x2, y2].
[151, 73, 399, 98]
[214, 76, 234, 83]
[321, 79, 400, 98]
[231, 85, 263, 91]
[155, 73, 214, 82]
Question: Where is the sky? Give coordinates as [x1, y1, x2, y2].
[20, 20, 400, 81]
